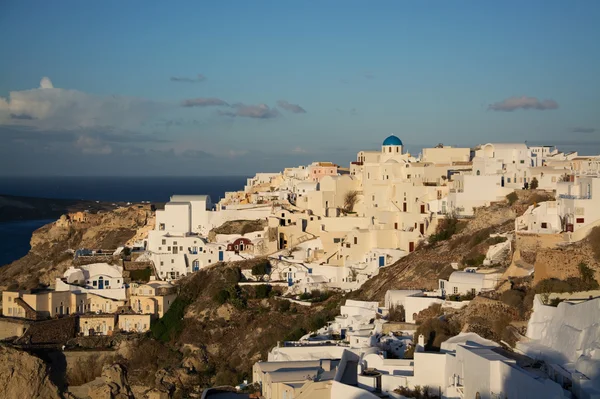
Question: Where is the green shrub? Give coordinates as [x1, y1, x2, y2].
[588, 227, 600, 261]
[388, 305, 405, 322]
[529, 178, 539, 190]
[284, 327, 307, 341]
[549, 297, 564, 307]
[254, 284, 271, 299]
[214, 289, 230, 305]
[277, 300, 291, 312]
[501, 289, 525, 308]
[415, 318, 460, 351]
[129, 267, 152, 282]
[506, 192, 518, 205]
[252, 260, 271, 276]
[487, 236, 508, 245]
[579, 262, 597, 286]
[151, 297, 189, 342]
[464, 254, 486, 266]
[228, 285, 247, 309]
[429, 215, 460, 244]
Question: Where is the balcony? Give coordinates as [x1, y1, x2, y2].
[559, 194, 591, 200]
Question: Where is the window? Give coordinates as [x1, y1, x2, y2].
[333, 238, 341, 243]
[171, 259, 174, 263]
[354, 237, 358, 245]
[507, 178, 511, 183]
[167, 246, 171, 251]
[93, 281, 97, 287]
[173, 241, 177, 245]
[520, 160, 524, 164]
[106, 280, 110, 286]
[7, 297, 11, 302]
[576, 218, 585, 223]
[541, 222, 548, 228]
[453, 287, 458, 294]
[162, 239, 166, 245]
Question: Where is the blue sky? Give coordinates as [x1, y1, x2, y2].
[1, 0, 599, 176]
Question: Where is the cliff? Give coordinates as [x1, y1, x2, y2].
[0, 194, 120, 223]
[0, 345, 61, 399]
[0, 205, 154, 290]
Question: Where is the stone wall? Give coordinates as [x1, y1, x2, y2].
[0, 318, 32, 340]
[382, 322, 417, 334]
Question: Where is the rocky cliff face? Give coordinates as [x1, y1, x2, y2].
[0, 205, 153, 290]
[0, 345, 61, 399]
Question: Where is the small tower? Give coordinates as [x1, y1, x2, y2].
[381, 135, 404, 162]
[381, 135, 403, 155]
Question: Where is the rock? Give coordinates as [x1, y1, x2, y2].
[146, 389, 171, 399]
[70, 363, 134, 399]
[0, 345, 61, 399]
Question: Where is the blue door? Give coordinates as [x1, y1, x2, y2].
[98, 277, 104, 289]
[218, 251, 223, 261]
[379, 256, 385, 267]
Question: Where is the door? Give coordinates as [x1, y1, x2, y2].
[379, 256, 385, 267]
[218, 251, 224, 261]
[420, 223, 425, 235]
[420, 205, 425, 214]
[409, 242, 415, 252]
[98, 277, 104, 289]
[173, 246, 178, 254]
[403, 202, 407, 212]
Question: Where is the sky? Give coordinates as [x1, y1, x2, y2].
[1, 0, 599, 176]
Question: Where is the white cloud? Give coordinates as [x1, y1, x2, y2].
[40, 77, 54, 89]
[76, 136, 112, 155]
[291, 146, 306, 153]
[0, 77, 166, 131]
[488, 96, 559, 111]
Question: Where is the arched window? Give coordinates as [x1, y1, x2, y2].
[476, 170, 481, 175]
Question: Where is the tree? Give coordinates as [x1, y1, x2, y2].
[529, 177, 539, 190]
[343, 190, 359, 213]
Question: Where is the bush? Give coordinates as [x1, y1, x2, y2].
[529, 177, 539, 190]
[228, 285, 247, 309]
[388, 305, 406, 322]
[579, 262, 597, 286]
[429, 215, 460, 244]
[589, 227, 600, 261]
[215, 369, 239, 386]
[214, 289, 230, 305]
[129, 267, 152, 282]
[251, 260, 270, 277]
[151, 297, 189, 342]
[254, 284, 271, 299]
[463, 254, 486, 266]
[298, 289, 331, 302]
[415, 318, 460, 351]
[506, 192, 518, 205]
[277, 300, 291, 312]
[487, 236, 508, 245]
[284, 327, 307, 341]
[501, 289, 525, 308]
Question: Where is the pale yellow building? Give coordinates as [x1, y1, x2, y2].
[118, 313, 151, 333]
[79, 314, 116, 336]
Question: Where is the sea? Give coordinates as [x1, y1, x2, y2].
[0, 176, 250, 266]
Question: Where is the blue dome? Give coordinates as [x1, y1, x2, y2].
[382, 135, 403, 146]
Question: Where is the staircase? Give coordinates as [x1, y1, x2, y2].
[14, 298, 39, 320]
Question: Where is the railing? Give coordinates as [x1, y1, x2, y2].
[559, 194, 591, 200]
